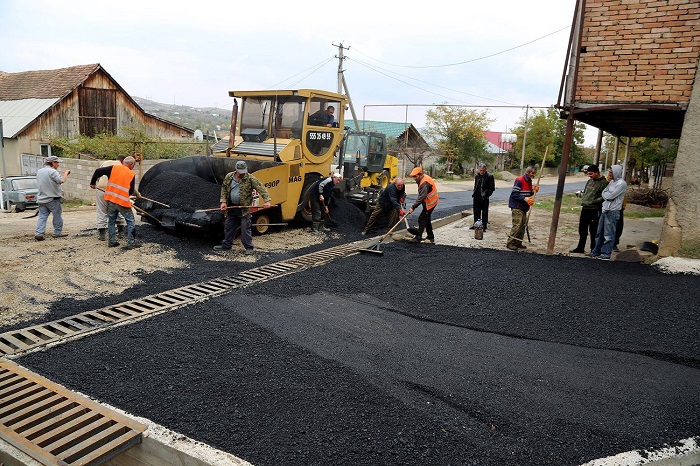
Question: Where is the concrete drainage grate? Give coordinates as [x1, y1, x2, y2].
[0, 358, 147, 465]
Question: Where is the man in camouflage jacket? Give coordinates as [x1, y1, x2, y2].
[214, 160, 271, 255]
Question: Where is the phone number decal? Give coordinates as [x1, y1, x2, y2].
[308, 131, 333, 141]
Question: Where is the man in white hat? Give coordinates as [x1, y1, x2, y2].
[34, 156, 71, 241]
[214, 160, 271, 255]
[309, 172, 342, 234]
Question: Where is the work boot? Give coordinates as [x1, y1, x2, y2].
[320, 224, 331, 232]
[98, 228, 106, 241]
[311, 222, 323, 235]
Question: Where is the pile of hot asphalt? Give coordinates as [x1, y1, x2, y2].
[6, 199, 700, 465]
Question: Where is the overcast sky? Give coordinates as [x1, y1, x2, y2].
[1, 0, 598, 145]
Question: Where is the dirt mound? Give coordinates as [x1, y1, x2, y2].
[497, 171, 516, 181]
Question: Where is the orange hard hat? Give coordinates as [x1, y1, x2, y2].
[410, 167, 423, 177]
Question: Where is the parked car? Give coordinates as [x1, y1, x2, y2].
[1, 175, 39, 212]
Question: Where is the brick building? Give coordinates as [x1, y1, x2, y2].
[557, 0, 700, 257]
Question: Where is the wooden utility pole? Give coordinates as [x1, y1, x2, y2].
[546, 114, 575, 255]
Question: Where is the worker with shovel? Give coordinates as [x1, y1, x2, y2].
[506, 165, 538, 251]
[89, 156, 140, 249]
[214, 160, 271, 255]
[309, 173, 342, 235]
[95, 155, 127, 241]
[406, 167, 439, 244]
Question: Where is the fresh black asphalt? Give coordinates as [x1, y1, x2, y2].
[8, 195, 700, 466]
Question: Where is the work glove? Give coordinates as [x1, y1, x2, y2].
[399, 209, 405, 216]
[525, 197, 534, 206]
[533, 185, 540, 194]
[319, 195, 324, 202]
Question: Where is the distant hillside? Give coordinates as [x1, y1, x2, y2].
[133, 97, 232, 137]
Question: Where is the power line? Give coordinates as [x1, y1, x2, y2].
[266, 57, 335, 89]
[351, 58, 519, 106]
[353, 26, 570, 69]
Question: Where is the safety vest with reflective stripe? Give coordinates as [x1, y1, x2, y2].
[422, 175, 439, 210]
[104, 164, 135, 208]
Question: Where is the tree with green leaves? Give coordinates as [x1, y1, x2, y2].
[603, 135, 678, 186]
[511, 108, 586, 169]
[422, 105, 494, 176]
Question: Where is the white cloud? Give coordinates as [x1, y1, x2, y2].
[1, 0, 597, 141]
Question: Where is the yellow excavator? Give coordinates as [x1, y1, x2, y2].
[336, 130, 399, 212]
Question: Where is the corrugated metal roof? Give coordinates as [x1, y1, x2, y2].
[485, 140, 506, 154]
[352, 120, 412, 139]
[0, 98, 58, 138]
[211, 139, 230, 153]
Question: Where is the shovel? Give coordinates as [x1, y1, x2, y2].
[358, 212, 410, 256]
[404, 215, 418, 236]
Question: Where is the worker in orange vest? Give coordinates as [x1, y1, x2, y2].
[406, 166, 439, 244]
[90, 155, 141, 249]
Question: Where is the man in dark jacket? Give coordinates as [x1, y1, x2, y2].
[570, 164, 608, 254]
[310, 173, 342, 234]
[362, 178, 406, 235]
[471, 164, 495, 231]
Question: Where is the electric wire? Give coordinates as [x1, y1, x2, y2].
[266, 26, 569, 112]
[353, 26, 570, 68]
[266, 56, 335, 89]
[351, 58, 519, 106]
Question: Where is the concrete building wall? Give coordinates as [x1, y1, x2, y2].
[659, 64, 700, 258]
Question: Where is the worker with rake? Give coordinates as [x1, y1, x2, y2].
[362, 178, 406, 236]
[213, 160, 271, 255]
[406, 167, 439, 244]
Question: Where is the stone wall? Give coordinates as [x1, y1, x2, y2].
[59, 159, 162, 202]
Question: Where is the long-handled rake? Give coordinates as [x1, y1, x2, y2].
[358, 212, 410, 256]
